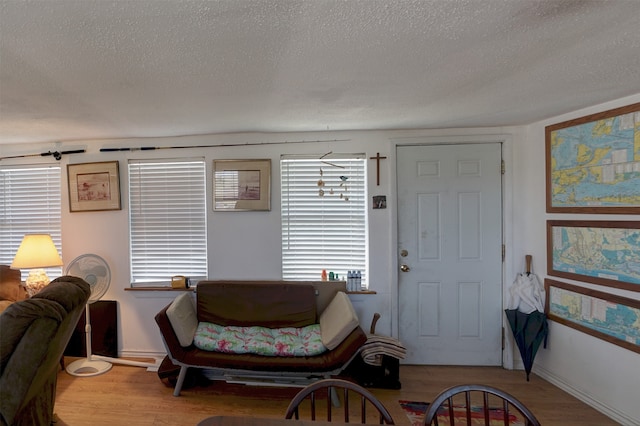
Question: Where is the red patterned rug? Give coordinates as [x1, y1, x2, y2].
[399, 400, 525, 426]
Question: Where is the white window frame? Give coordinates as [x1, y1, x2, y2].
[281, 154, 368, 287]
[128, 158, 208, 286]
[0, 165, 63, 281]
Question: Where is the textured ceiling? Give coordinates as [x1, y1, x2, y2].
[1, 0, 639, 145]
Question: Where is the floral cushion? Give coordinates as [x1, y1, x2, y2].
[194, 322, 327, 356]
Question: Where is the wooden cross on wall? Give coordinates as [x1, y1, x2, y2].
[369, 152, 387, 186]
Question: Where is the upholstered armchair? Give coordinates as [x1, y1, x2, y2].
[0, 276, 90, 426]
[0, 266, 28, 314]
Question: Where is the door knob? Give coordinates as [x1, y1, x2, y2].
[400, 264, 410, 272]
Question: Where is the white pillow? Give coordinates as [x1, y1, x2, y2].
[319, 291, 359, 350]
[166, 292, 198, 347]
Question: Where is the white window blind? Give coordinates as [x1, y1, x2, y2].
[281, 155, 367, 286]
[0, 165, 63, 280]
[128, 159, 207, 286]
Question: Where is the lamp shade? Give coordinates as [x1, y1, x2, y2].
[11, 234, 63, 269]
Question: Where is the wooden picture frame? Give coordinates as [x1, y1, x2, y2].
[547, 220, 640, 292]
[545, 278, 640, 354]
[545, 102, 640, 213]
[67, 161, 121, 212]
[213, 159, 271, 211]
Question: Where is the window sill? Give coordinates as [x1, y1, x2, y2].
[124, 287, 194, 292]
[123, 287, 375, 294]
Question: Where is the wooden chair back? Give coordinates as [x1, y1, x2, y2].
[423, 384, 540, 426]
[285, 378, 395, 424]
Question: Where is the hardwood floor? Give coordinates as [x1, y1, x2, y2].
[54, 358, 619, 425]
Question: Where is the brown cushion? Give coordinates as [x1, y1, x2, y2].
[0, 265, 27, 302]
[196, 281, 317, 328]
[0, 300, 12, 313]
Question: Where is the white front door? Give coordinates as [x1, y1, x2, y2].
[397, 143, 503, 365]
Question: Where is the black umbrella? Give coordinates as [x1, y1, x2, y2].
[505, 308, 548, 381]
[505, 255, 548, 381]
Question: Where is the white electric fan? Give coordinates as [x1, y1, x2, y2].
[65, 254, 156, 377]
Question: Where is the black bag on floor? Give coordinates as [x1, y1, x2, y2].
[343, 354, 401, 389]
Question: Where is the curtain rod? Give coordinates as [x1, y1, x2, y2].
[99, 138, 350, 153]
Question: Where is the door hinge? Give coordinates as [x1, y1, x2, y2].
[502, 327, 505, 350]
[501, 160, 505, 175]
[502, 244, 505, 261]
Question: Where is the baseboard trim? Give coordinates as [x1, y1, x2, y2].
[118, 350, 166, 371]
[120, 350, 166, 359]
[533, 364, 638, 426]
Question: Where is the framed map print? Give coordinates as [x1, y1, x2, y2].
[545, 279, 640, 354]
[547, 220, 640, 292]
[545, 102, 640, 213]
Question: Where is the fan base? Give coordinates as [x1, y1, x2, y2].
[66, 358, 112, 377]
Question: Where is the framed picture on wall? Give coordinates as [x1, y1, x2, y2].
[545, 278, 640, 354]
[67, 161, 121, 212]
[547, 220, 640, 292]
[545, 102, 640, 213]
[213, 159, 271, 211]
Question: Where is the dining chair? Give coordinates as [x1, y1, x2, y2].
[422, 384, 541, 426]
[285, 378, 395, 424]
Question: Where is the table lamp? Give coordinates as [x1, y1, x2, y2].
[11, 234, 63, 296]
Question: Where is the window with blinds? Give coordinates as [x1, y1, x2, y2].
[0, 165, 63, 280]
[281, 155, 367, 286]
[128, 159, 207, 286]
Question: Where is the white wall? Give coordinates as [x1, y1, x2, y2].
[1, 95, 639, 423]
[514, 94, 640, 425]
[1, 130, 401, 354]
